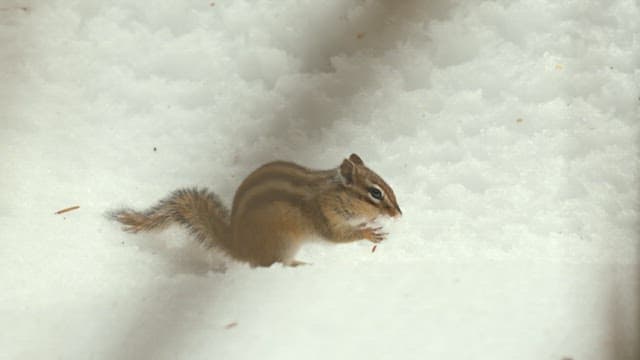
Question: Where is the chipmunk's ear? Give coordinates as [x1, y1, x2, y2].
[349, 153, 364, 165]
[339, 158, 357, 185]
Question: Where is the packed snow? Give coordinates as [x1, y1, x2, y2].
[1, 0, 639, 359]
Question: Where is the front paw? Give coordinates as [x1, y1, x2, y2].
[358, 224, 387, 243]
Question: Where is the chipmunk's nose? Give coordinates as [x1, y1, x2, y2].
[393, 204, 402, 217]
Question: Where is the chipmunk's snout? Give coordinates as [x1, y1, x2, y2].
[387, 203, 402, 218]
[395, 205, 402, 217]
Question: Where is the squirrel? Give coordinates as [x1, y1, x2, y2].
[110, 153, 401, 267]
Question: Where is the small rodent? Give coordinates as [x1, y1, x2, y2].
[110, 153, 401, 267]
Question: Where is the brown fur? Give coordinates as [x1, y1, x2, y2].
[110, 154, 401, 267]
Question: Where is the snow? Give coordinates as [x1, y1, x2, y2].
[1, 0, 639, 359]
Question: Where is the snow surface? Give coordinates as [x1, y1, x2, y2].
[1, 0, 639, 359]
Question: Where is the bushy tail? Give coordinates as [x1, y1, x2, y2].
[110, 188, 232, 251]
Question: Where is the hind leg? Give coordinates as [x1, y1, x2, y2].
[234, 202, 311, 267]
[243, 230, 303, 267]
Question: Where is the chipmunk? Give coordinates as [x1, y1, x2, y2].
[110, 153, 401, 267]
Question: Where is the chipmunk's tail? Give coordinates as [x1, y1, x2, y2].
[109, 188, 232, 253]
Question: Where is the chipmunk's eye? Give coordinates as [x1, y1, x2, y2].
[368, 186, 384, 201]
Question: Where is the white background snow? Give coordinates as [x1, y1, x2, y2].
[1, 0, 639, 359]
